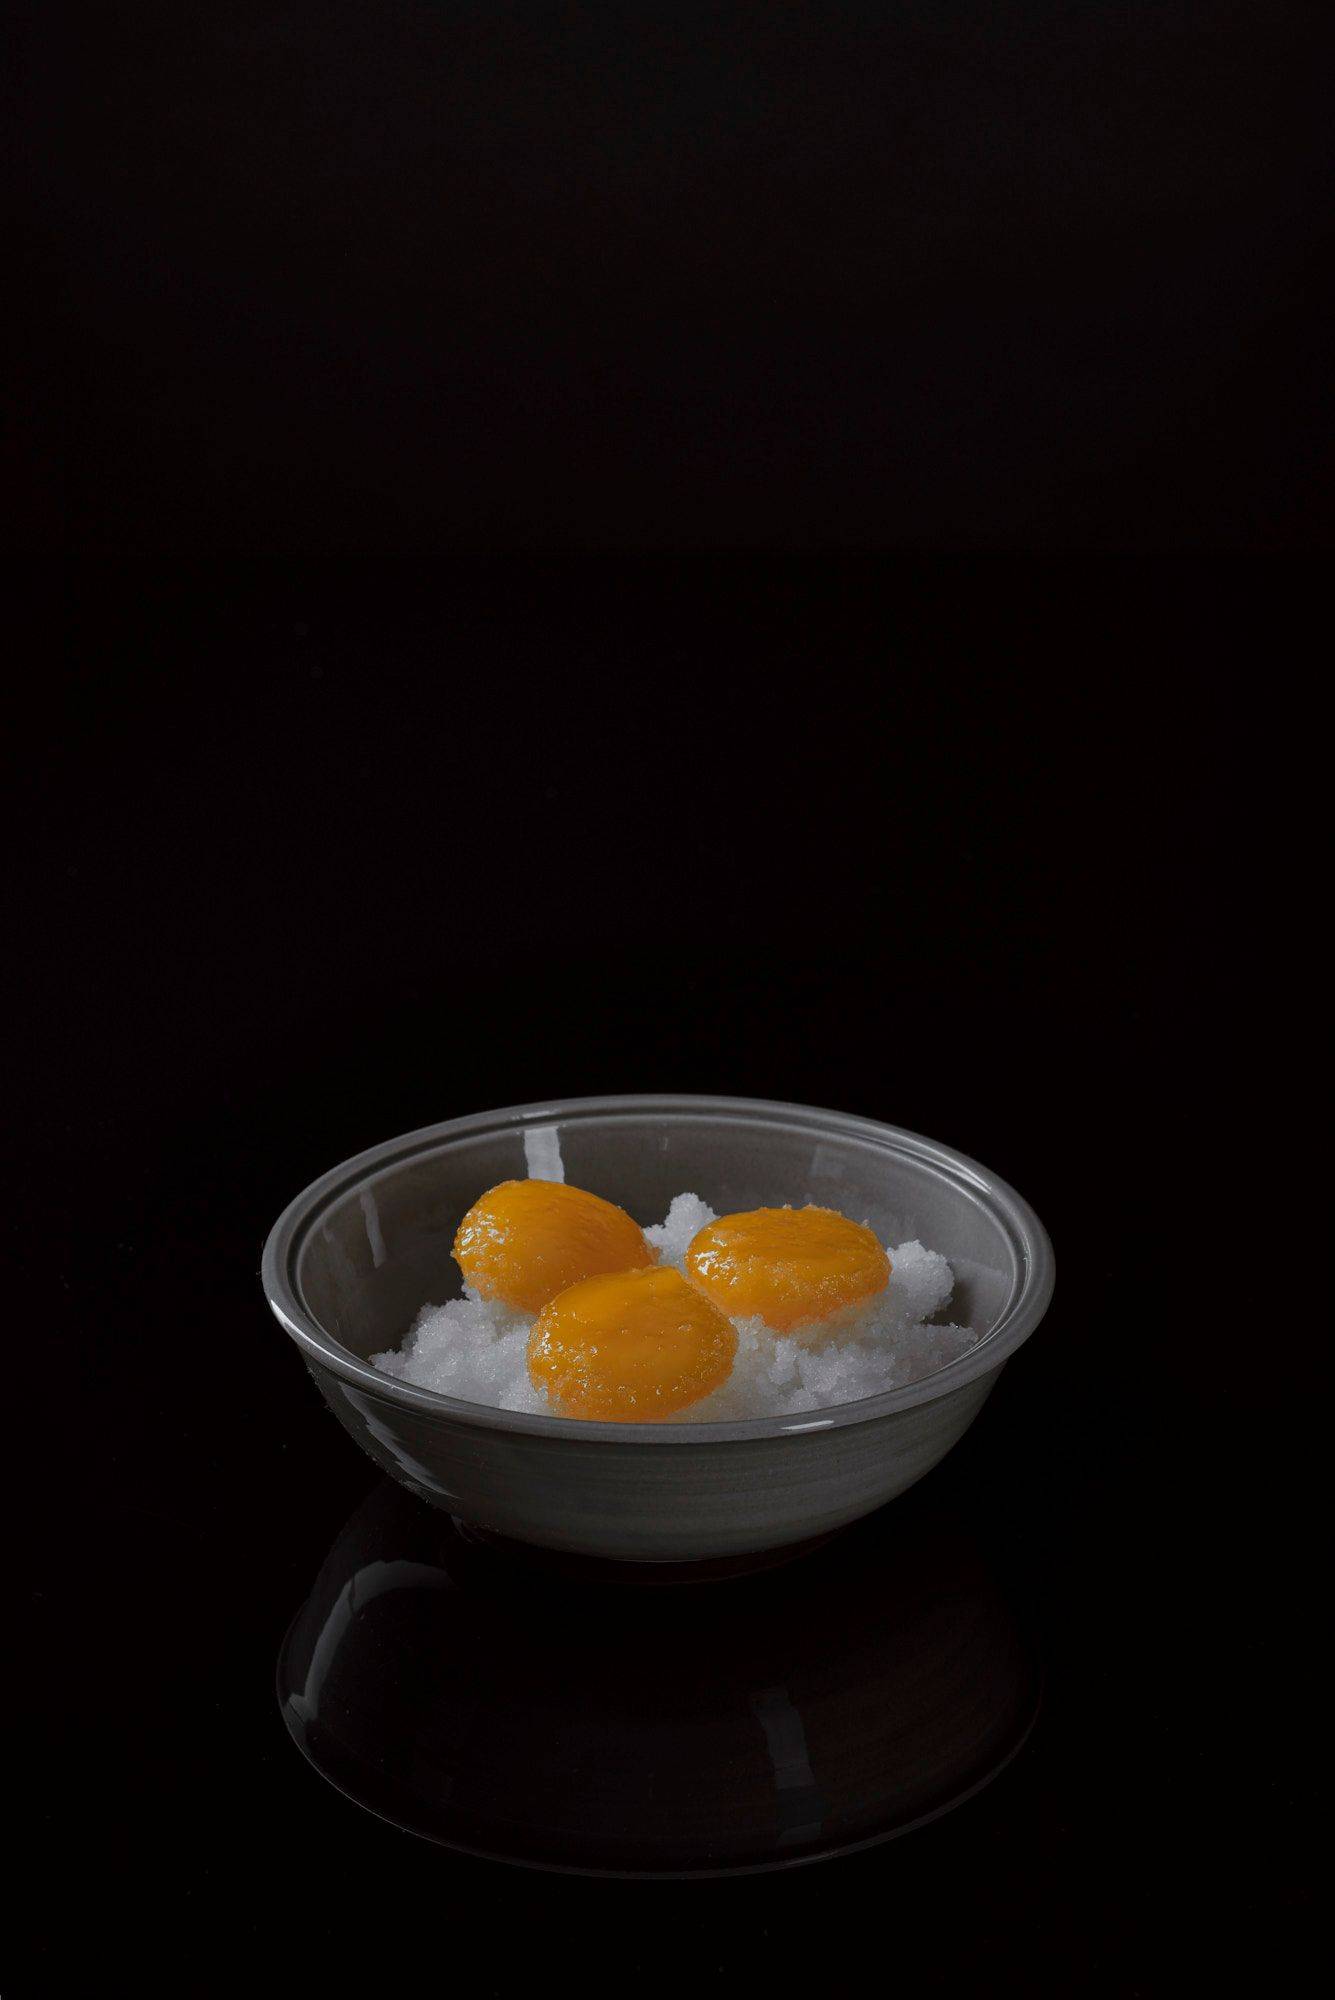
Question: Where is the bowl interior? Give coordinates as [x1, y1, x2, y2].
[292, 1103, 1026, 1372]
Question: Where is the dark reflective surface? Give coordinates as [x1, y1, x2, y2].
[278, 1481, 1041, 1874]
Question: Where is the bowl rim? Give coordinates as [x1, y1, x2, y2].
[261, 1093, 1055, 1444]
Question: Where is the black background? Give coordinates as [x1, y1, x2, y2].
[16, 566, 1315, 1990]
[10, 0, 1322, 1977]
[11, 2, 1334, 551]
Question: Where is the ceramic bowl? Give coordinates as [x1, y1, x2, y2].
[261, 1095, 1054, 1564]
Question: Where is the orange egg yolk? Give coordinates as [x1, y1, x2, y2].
[685, 1204, 890, 1332]
[528, 1266, 738, 1420]
[453, 1178, 655, 1314]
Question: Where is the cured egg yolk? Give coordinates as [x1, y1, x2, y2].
[528, 1266, 738, 1420]
[453, 1178, 655, 1314]
[685, 1204, 890, 1332]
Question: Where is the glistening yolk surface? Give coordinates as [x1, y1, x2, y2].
[528, 1267, 738, 1420]
[685, 1204, 891, 1332]
[452, 1178, 655, 1314]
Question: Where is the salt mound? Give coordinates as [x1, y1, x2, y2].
[643, 1191, 718, 1271]
[373, 1190, 978, 1422]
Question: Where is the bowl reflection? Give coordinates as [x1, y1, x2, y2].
[277, 1480, 1041, 1875]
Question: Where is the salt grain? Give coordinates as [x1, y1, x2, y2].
[373, 1191, 978, 1422]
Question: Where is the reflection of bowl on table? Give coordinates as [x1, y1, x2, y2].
[277, 1476, 1043, 1875]
[262, 1096, 1054, 1565]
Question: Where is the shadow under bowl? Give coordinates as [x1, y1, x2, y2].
[262, 1095, 1054, 1564]
[277, 1475, 1043, 1874]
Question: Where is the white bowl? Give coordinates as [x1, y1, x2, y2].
[262, 1095, 1054, 1564]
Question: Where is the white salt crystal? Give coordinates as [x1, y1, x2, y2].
[642, 1192, 717, 1269]
[522, 1124, 566, 1182]
[372, 1191, 980, 1422]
